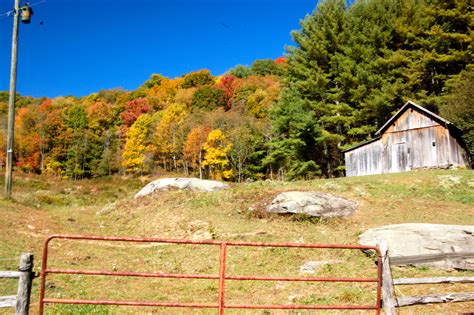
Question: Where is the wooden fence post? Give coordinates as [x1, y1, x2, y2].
[15, 253, 34, 315]
[377, 239, 396, 315]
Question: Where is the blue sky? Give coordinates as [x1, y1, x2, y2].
[0, 0, 320, 98]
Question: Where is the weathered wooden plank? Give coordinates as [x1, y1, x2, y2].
[0, 271, 21, 278]
[15, 253, 34, 315]
[390, 252, 474, 265]
[0, 296, 16, 308]
[377, 239, 396, 315]
[396, 292, 474, 307]
[394, 277, 474, 285]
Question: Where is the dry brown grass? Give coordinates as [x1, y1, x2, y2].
[0, 169, 473, 314]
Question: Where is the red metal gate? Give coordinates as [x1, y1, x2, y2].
[39, 234, 382, 314]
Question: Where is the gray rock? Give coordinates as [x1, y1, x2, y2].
[134, 178, 229, 198]
[266, 191, 358, 218]
[359, 223, 474, 270]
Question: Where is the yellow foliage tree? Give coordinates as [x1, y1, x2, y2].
[122, 113, 153, 174]
[155, 103, 188, 171]
[149, 77, 183, 108]
[202, 129, 233, 180]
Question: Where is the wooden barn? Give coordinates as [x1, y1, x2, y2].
[344, 101, 471, 177]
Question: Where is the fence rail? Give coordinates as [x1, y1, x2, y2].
[0, 253, 34, 315]
[39, 234, 383, 314]
[377, 240, 474, 315]
[0, 271, 21, 278]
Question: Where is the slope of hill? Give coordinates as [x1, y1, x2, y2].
[0, 169, 473, 314]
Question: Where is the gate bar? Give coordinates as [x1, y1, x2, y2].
[218, 242, 227, 315]
[43, 268, 378, 283]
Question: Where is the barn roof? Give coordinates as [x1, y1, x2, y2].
[342, 136, 380, 153]
[375, 100, 453, 136]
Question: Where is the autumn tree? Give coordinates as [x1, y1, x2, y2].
[120, 98, 150, 134]
[40, 99, 66, 176]
[202, 129, 233, 180]
[214, 75, 240, 110]
[15, 106, 41, 172]
[226, 65, 252, 78]
[192, 86, 227, 111]
[149, 77, 183, 109]
[181, 70, 215, 88]
[155, 103, 189, 171]
[228, 125, 262, 182]
[140, 73, 166, 90]
[251, 59, 286, 77]
[122, 113, 154, 174]
[59, 102, 90, 179]
[183, 125, 211, 178]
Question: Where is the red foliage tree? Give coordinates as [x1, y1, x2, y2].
[214, 75, 241, 110]
[120, 98, 150, 134]
[275, 56, 287, 64]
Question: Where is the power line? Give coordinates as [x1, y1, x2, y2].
[0, 0, 46, 20]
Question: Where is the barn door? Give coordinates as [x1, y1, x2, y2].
[391, 142, 410, 173]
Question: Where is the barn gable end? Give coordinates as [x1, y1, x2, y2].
[344, 101, 470, 177]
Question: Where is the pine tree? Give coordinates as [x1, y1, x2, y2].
[269, 0, 347, 177]
[440, 69, 474, 160]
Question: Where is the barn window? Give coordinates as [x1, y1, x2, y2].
[432, 141, 436, 146]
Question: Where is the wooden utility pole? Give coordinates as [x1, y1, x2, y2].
[5, 0, 21, 198]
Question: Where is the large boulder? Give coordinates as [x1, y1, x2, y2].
[266, 191, 358, 218]
[359, 223, 474, 270]
[134, 178, 229, 198]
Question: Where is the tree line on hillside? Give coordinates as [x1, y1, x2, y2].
[0, 61, 285, 181]
[0, 0, 472, 181]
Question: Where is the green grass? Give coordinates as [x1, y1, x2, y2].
[0, 169, 473, 314]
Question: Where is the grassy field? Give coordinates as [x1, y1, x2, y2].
[0, 169, 473, 314]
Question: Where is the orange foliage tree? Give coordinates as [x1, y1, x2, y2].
[183, 125, 211, 178]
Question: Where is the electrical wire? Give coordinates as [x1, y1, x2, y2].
[0, 0, 46, 21]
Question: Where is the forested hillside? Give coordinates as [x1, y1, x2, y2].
[0, 0, 472, 181]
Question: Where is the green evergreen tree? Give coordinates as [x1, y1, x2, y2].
[269, 0, 347, 177]
[264, 89, 321, 180]
[390, 0, 473, 111]
[440, 69, 474, 161]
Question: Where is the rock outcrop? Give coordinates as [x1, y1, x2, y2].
[266, 191, 358, 218]
[359, 223, 474, 270]
[134, 178, 229, 198]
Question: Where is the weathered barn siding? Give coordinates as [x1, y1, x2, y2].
[345, 140, 383, 176]
[344, 101, 471, 177]
[381, 125, 447, 172]
[448, 133, 471, 167]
